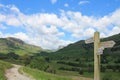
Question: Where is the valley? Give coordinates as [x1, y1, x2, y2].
[0, 33, 120, 80]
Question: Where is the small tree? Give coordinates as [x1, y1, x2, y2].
[79, 69, 84, 75]
[101, 65, 106, 72]
[45, 57, 50, 62]
[7, 52, 19, 59]
[45, 65, 56, 74]
[21, 54, 31, 66]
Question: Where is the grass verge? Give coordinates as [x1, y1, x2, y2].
[0, 60, 12, 80]
[22, 67, 73, 80]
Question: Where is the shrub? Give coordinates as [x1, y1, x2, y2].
[88, 67, 94, 73]
[45, 65, 56, 74]
[79, 69, 84, 75]
[101, 65, 106, 72]
[29, 57, 48, 71]
[7, 52, 19, 59]
[102, 74, 113, 80]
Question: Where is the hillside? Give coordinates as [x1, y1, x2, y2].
[51, 33, 120, 60]
[0, 37, 43, 55]
[39, 33, 120, 80]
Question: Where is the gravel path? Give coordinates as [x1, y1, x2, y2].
[5, 65, 33, 80]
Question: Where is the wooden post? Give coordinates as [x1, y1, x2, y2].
[94, 32, 100, 80]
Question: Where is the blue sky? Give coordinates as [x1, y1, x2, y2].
[1, 0, 120, 16]
[0, 0, 120, 49]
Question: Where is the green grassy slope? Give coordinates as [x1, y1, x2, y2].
[49, 40, 93, 60]
[0, 60, 12, 80]
[22, 67, 73, 80]
[50, 33, 120, 60]
[0, 37, 43, 55]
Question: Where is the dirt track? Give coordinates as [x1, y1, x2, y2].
[5, 65, 32, 80]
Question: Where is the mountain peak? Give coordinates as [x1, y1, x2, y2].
[6, 37, 25, 45]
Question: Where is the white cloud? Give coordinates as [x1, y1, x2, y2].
[0, 4, 120, 49]
[84, 28, 95, 37]
[10, 5, 20, 13]
[64, 3, 69, 7]
[0, 31, 4, 38]
[51, 0, 57, 4]
[0, 14, 6, 22]
[108, 26, 120, 36]
[6, 16, 22, 26]
[60, 9, 120, 39]
[12, 32, 29, 41]
[79, 0, 90, 5]
[0, 14, 22, 27]
[0, 4, 22, 27]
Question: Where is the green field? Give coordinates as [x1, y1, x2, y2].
[22, 67, 73, 80]
[0, 60, 12, 80]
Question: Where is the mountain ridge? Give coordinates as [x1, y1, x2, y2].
[0, 37, 43, 55]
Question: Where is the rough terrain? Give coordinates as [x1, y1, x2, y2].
[5, 65, 33, 80]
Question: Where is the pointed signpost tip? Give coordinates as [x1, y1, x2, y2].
[85, 37, 94, 44]
[100, 40, 116, 48]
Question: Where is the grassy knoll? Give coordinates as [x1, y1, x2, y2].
[0, 60, 12, 80]
[22, 67, 73, 80]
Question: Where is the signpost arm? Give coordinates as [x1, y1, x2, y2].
[94, 32, 100, 80]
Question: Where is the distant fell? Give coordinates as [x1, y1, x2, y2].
[0, 37, 43, 55]
[51, 33, 120, 60]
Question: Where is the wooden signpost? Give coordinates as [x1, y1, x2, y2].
[85, 32, 116, 80]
